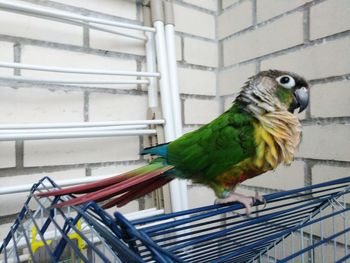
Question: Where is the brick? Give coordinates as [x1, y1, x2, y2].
[89, 94, 148, 121]
[174, 4, 215, 39]
[188, 185, 216, 208]
[24, 136, 141, 166]
[0, 87, 83, 123]
[261, 37, 350, 80]
[183, 0, 217, 11]
[312, 165, 350, 203]
[310, 0, 350, 40]
[0, 169, 85, 216]
[296, 124, 350, 161]
[178, 67, 216, 96]
[89, 27, 145, 56]
[257, 0, 310, 22]
[184, 99, 220, 124]
[218, 63, 256, 95]
[54, 0, 137, 20]
[311, 80, 350, 118]
[218, 1, 253, 39]
[224, 12, 303, 66]
[222, 0, 239, 9]
[0, 10, 82, 45]
[184, 38, 218, 67]
[0, 41, 13, 76]
[0, 142, 16, 168]
[176, 35, 182, 61]
[243, 161, 305, 190]
[21, 46, 137, 85]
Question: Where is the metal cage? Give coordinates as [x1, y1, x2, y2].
[1, 176, 349, 262]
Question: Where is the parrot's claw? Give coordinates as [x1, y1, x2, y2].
[252, 193, 266, 209]
[215, 192, 255, 215]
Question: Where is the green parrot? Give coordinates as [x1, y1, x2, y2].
[39, 70, 309, 214]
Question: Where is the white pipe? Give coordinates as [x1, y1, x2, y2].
[153, 20, 175, 141]
[0, 129, 156, 141]
[0, 62, 160, 77]
[0, 120, 165, 129]
[0, 0, 156, 32]
[0, 76, 149, 85]
[164, 4, 188, 210]
[152, 0, 183, 213]
[0, 125, 148, 134]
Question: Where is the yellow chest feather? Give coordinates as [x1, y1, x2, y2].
[253, 111, 301, 170]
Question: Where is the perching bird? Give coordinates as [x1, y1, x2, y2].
[39, 70, 309, 214]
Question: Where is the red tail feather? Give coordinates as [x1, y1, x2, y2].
[102, 176, 173, 209]
[50, 165, 174, 208]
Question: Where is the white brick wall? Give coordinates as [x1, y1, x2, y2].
[297, 125, 350, 161]
[0, 10, 83, 46]
[222, 0, 239, 9]
[183, 0, 217, 11]
[21, 46, 137, 84]
[89, 93, 148, 121]
[256, 0, 310, 22]
[0, 41, 13, 76]
[218, 63, 256, 95]
[54, 0, 137, 20]
[89, 28, 145, 56]
[0, 142, 16, 168]
[0, 88, 84, 123]
[223, 12, 304, 66]
[261, 37, 350, 80]
[311, 80, 350, 118]
[310, 0, 350, 40]
[173, 4, 215, 39]
[184, 37, 218, 67]
[243, 161, 305, 190]
[24, 136, 140, 166]
[184, 99, 220, 124]
[218, 1, 253, 39]
[178, 67, 216, 95]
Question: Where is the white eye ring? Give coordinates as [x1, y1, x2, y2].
[276, 75, 295, 89]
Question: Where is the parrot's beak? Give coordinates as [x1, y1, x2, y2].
[288, 87, 309, 113]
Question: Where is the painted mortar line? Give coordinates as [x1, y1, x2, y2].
[295, 157, 350, 168]
[177, 61, 217, 71]
[175, 31, 217, 43]
[173, 0, 216, 15]
[220, 0, 250, 14]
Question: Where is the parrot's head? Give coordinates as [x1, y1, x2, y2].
[239, 70, 310, 114]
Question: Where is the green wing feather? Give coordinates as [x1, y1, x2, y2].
[167, 104, 256, 190]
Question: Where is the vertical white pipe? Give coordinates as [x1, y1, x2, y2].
[151, 0, 183, 212]
[164, 0, 188, 211]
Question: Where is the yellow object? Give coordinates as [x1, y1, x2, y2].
[31, 219, 85, 255]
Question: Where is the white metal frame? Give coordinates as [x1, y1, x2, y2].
[0, 0, 188, 211]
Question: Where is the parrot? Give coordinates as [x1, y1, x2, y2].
[38, 70, 309, 215]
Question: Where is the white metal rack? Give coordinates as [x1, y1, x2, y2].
[0, 0, 188, 212]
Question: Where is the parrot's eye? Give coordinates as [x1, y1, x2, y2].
[276, 75, 295, 89]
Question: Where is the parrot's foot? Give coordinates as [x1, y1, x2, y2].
[215, 192, 266, 215]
